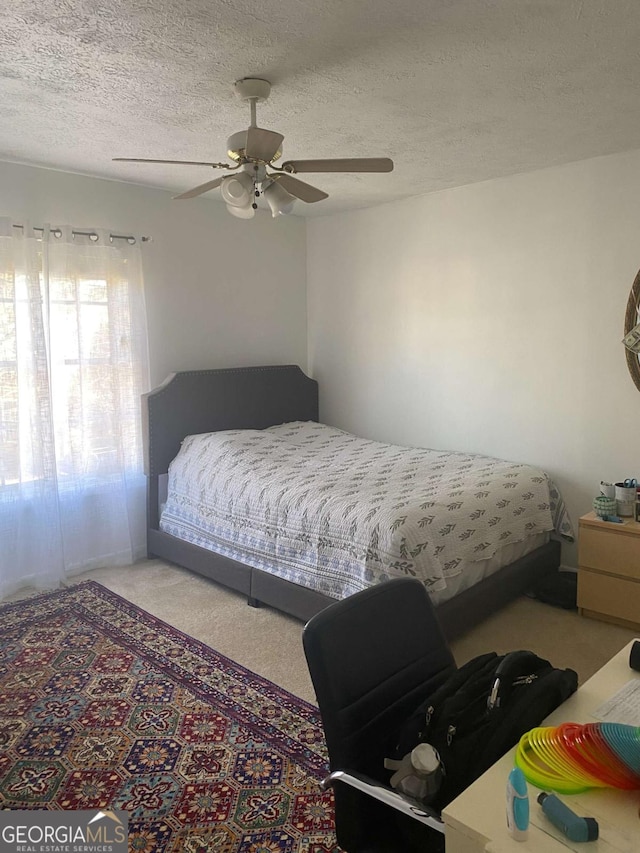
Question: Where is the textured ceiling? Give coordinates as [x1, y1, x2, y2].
[2, 0, 640, 216]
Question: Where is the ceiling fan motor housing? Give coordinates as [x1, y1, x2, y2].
[227, 130, 282, 164]
[227, 130, 249, 161]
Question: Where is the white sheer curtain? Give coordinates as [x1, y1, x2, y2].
[0, 219, 150, 598]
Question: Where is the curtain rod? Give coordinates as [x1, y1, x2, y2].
[11, 224, 151, 244]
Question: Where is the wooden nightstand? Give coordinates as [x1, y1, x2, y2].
[577, 511, 640, 629]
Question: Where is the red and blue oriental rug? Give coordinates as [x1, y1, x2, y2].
[0, 581, 336, 852]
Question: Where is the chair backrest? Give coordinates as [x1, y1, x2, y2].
[303, 577, 456, 780]
[303, 578, 456, 852]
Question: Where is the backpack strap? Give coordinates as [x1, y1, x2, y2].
[487, 651, 551, 710]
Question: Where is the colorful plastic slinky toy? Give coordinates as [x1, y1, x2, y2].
[515, 722, 640, 794]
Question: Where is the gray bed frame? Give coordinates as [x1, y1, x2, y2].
[142, 364, 560, 640]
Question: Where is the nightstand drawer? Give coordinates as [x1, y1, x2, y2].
[578, 526, 640, 579]
[578, 570, 640, 626]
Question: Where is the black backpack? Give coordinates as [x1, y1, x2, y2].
[388, 650, 578, 810]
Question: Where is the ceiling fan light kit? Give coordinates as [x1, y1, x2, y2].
[263, 180, 297, 217]
[220, 171, 254, 207]
[226, 203, 255, 220]
[114, 77, 394, 220]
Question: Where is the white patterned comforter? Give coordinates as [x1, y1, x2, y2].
[160, 421, 573, 599]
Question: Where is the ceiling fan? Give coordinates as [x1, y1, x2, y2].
[114, 77, 394, 218]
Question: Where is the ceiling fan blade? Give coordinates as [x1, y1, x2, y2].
[244, 128, 285, 163]
[113, 158, 229, 168]
[275, 174, 328, 203]
[173, 177, 224, 200]
[280, 157, 394, 174]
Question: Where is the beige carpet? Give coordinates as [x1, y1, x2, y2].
[9, 560, 639, 705]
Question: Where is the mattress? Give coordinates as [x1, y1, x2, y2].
[159, 421, 573, 604]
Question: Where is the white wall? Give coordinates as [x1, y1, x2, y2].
[0, 161, 307, 387]
[307, 149, 640, 568]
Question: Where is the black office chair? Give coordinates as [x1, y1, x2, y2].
[303, 578, 457, 853]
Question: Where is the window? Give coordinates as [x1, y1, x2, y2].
[0, 221, 150, 595]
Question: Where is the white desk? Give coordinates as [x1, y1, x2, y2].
[443, 641, 640, 853]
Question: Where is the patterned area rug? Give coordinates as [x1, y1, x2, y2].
[0, 581, 336, 852]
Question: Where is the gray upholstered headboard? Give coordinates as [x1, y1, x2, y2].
[142, 365, 319, 477]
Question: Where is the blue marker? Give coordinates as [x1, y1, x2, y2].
[506, 767, 529, 841]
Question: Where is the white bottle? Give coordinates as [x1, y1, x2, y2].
[386, 743, 442, 802]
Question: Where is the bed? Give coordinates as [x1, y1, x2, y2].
[142, 364, 570, 640]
